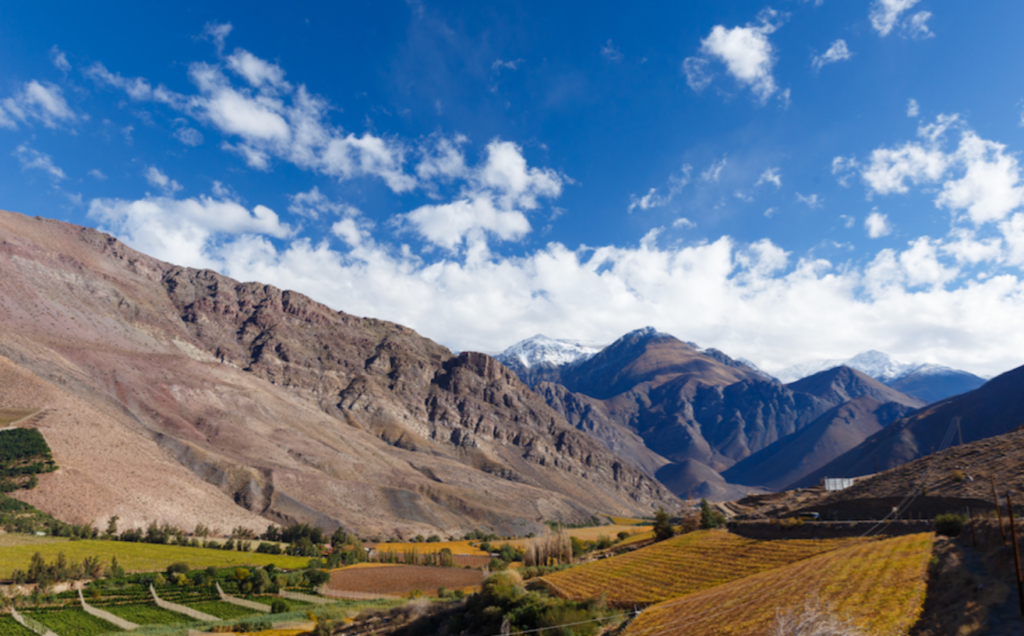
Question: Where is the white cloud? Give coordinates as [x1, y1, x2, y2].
[288, 186, 350, 219]
[0, 81, 77, 129]
[840, 214, 856, 229]
[492, 59, 524, 72]
[764, 207, 777, 218]
[13, 144, 66, 180]
[858, 114, 1024, 226]
[88, 192, 293, 270]
[175, 126, 204, 146]
[701, 157, 728, 183]
[673, 217, 696, 229]
[755, 167, 781, 188]
[416, 135, 468, 182]
[50, 46, 71, 73]
[601, 40, 623, 63]
[796, 193, 822, 209]
[904, 12, 934, 39]
[202, 22, 233, 54]
[907, 99, 920, 118]
[812, 39, 852, 71]
[226, 48, 291, 91]
[85, 63, 185, 107]
[88, 169, 107, 180]
[870, 0, 933, 39]
[865, 210, 892, 238]
[628, 164, 692, 213]
[685, 9, 785, 104]
[145, 167, 183, 194]
[831, 156, 859, 187]
[400, 139, 562, 251]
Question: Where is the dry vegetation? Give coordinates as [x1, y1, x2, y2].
[326, 564, 485, 597]
[624, 533, 934, 636]
[540, 530, 860, 606]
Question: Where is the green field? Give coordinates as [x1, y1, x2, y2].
[185, 601, 263, 620]
[0, 539, 311, 578]
[0, 616, 35, 636]
[103, 603, 189, 625]
[26, 609, 119, 636]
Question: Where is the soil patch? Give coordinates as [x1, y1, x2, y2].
[326, 565, 485, 597]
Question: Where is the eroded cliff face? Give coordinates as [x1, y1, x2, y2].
[0, 210, 678, 536]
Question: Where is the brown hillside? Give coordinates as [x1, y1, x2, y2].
[0, 209, 678, 536]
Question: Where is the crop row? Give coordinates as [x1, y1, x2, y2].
[186, 601, 264, 620]
[25, 608, 119, 636]
[103, 603, 190, 625]
[623, 532, 934, 636]
[541, 530, 859, 605]
[0, 616, 35, 636]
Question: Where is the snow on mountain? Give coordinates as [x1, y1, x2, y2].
[777, 350, 916, 384]
[774, 358, 846, 384]
[496, 334, 603, 370]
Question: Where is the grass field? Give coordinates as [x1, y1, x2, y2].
[0, 616, 35, 636]
[540, 530, 860, 606]
[103, 603, 189, 625]
[0, 539, 311, 578]
[26, 609, 118, 636]
[624, 533, 935, 636]
[606, 516, 648, 525]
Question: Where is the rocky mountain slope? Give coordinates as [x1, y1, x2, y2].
[775, 350, 986, 404]
[525, 327, 925, 499]
[791, 362, 1024, 488]
[0, 209, 678, 536]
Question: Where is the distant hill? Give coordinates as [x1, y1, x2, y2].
[494, 334, 602, 388]
[790, 363, 1024, 489]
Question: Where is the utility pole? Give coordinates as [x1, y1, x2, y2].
[1006, 491, 1024, 618]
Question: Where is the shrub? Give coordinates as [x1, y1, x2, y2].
[654, 506, 677, 540]
[934, 512, 968, 537]
[166, 562, 189, 576]
[951, 469, 966, 482]
[699, 499, 725, 530]
[271, 599, 291, 614]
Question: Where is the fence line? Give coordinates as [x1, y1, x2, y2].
[215, 583, 270, 612]
[150, 584, 221, 622]
[78, 590, 139, 630]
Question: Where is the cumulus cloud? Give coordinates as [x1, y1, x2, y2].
[865, 210, 892, 238]
[401, 139, 562, 251]
[907, 99, 920, 117]
[14, 144, 66, 180]
[0, 81, 77, 129]
[756, 167, 782, 188]
[88, 51, 416, 192]
[684, 9, 785, 104]
[88, 192, 293, 270]
[812, 40, 852, 71]
[628, 164, 692, 213]
[870, 0, 933, 39]
[145, 167, 183, 194]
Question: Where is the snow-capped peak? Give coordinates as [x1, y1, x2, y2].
[776, 350, 959, 384]
[496, 334, 603, 370]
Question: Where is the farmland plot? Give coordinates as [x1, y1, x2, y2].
[541, 530, 858, 606]
[623, 533, 934, 636]
[103, 603, 189, 625]
[26, 608, 119, 636]
[326, 564, 485, 597]
[0, 616, 35, 636]
[186, 601, 263, 620]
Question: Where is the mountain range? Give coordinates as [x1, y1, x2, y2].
[774, 350, 986, 404]
[0, 209, 677, 537]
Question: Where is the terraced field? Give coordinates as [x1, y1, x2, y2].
[25, 609, 117, 636]
[0, 616, 34, 636]
[540, 530, 860, 606]
[186, 601, 264, 620]
[103, 603, 189, 625]
[624, 533, 934, 636]
[0, 539, 309, 578]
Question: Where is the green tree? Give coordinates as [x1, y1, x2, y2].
[699, 499, 725, 529]
[653, 507, 676, 541]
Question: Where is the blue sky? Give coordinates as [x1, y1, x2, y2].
[2, 0, 1024, 377]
